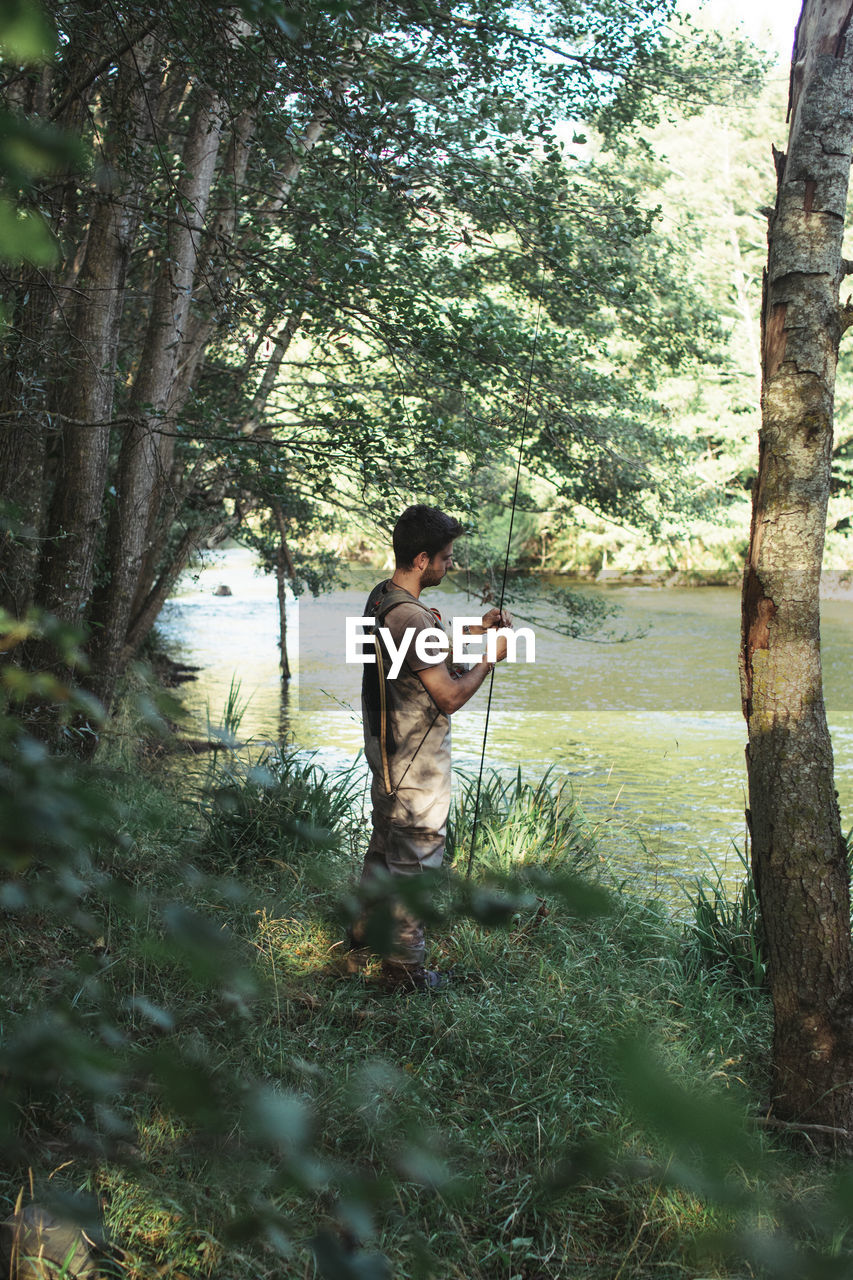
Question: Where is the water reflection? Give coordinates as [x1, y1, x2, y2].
[157, 548, 853, 892]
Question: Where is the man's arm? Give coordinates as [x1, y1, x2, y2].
[416, 632, 509, 715]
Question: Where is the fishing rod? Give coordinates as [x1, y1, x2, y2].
[465, 290, 543, 880]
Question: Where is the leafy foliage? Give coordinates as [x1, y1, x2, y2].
[9, 3, 853, 1278]
[199, 747, 364, 867]
[0, 0, 768, 704]
[0, 0, 70, 269]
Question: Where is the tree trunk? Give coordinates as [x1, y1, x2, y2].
[112, 55, 358, 656]
[241, 307, 305, 435]
[271, 501, 294, 683]
[276, 555, 291, 684]
[123, 496, 258, 663]
[123, 526, 197, 661]
[0, 32, 130, 619]
[126, 300, 304, 651]
[740, 0, 853, 1138]
[91, 77, 231, 706]
[37, 41, 159, 624]
[126, 103, 258, 623]
[0, 402, 46, 616]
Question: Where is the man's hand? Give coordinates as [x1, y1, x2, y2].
[467, 607, 513, 635]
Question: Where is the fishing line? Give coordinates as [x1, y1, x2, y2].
[465, 288, 543, 880]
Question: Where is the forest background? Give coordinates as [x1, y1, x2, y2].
[0, 0, 836, 717]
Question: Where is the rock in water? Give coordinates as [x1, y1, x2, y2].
[213, 583, 233, 596]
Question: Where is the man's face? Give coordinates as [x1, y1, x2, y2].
[421, 541, 455, 587]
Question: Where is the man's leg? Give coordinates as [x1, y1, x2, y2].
[355, 771, 446, 969]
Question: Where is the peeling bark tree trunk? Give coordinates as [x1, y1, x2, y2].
[740, 0, 853, 1138]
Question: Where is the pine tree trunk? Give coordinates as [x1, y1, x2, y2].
[740, 0, 853, 1139]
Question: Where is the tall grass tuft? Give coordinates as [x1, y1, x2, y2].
[447, 764, 596, 875]
[199, 745, 363, 868]
[681, 845, 766, 992]
[205, 673, 251, 748]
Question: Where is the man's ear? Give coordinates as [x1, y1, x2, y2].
[414, 551, 430, 571]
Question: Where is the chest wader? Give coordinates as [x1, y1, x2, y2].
[361, 581, 442, 797]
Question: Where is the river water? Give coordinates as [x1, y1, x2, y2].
[158, 548, 853, 893]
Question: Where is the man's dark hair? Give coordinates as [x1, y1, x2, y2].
[393, 505, 464, 567]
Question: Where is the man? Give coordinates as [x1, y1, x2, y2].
[353, 505, 510, 991]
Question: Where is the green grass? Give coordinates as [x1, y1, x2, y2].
[680, 845, 766, 993]
[5, 745, 847, 1280]
[448, 764, 597, 875]
[196, 744, 365, 869]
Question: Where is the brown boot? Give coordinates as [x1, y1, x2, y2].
[380, 961, 451, 993]
[343, 927, 371, 973]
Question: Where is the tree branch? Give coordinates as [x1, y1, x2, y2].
[49, 18, 160, 121]
[755, 1114, 852, 1140]
[840, 298, 853, 334]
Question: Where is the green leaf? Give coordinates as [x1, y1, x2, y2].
[143, 1046, 227, 1128]
[0, 198, 58, 265]
[396, 1140, 451, 1190]
[616, 1036, 761, 1202]
[245, 1085, 312, 1151]
[311, 1231, 391, 1280]
[0, 0, 55, 61]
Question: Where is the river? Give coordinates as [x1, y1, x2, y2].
[157, 548, 853, 893]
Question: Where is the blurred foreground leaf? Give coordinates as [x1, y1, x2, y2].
[617, 1036, 761, 1204]
[0, 0, 55, 61]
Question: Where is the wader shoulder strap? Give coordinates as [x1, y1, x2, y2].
[374, 631, 394, 795]
[371, 584, 436, 626]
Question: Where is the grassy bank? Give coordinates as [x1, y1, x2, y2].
[4, 741, 851, 1280]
